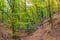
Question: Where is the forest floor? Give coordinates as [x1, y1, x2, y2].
[0, 11, 60, 40]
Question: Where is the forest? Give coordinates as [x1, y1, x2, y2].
[0, 0, 60, 40]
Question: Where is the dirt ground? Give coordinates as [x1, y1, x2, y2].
[0, 12, 60, 40]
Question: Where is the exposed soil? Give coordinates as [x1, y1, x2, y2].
[0, 12, 60, 40]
